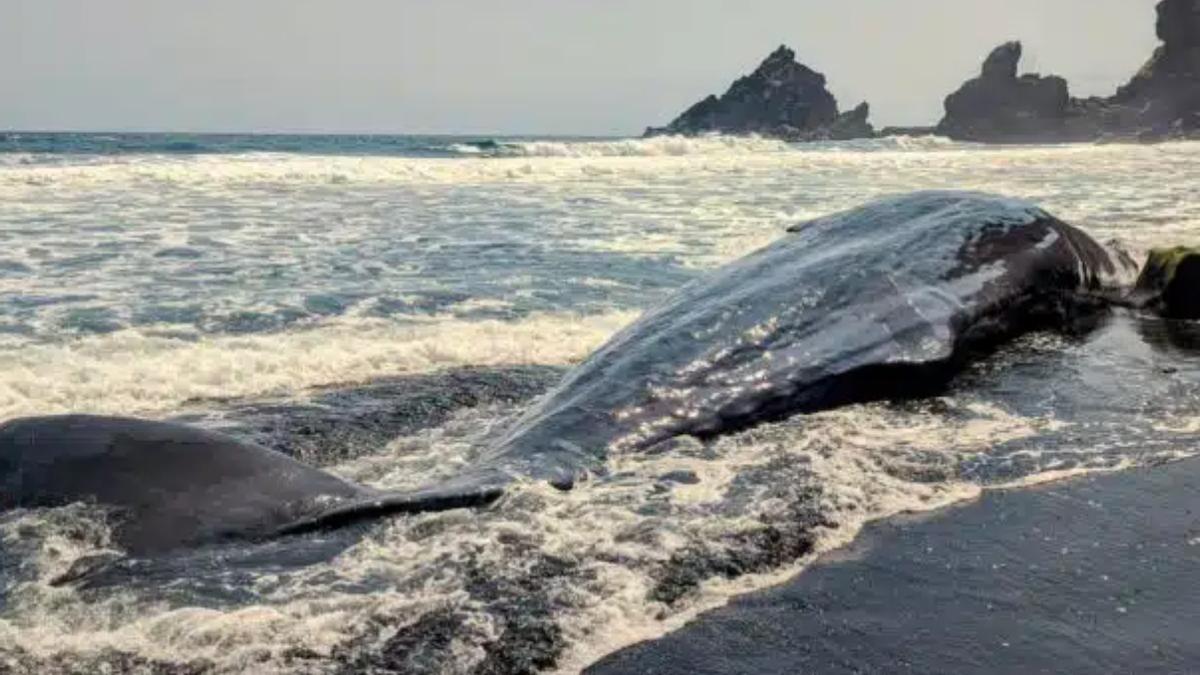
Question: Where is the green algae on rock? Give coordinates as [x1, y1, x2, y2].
[1135, 246, 1200, 319]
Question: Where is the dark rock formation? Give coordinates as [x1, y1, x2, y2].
[981, 40, 1022, 80]
[1133, 247, 1200, 319]
[1110, 0, 1200, 138]
[645, 46, 874, 141]
[937, 1, 1200, 143]
[822, 102, 875, 141]
[936, 42, 1083, 142]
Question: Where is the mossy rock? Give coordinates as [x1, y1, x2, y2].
[1136, 246, 1200, 319]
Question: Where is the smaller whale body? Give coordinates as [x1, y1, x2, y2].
[0, 416, 369, 554]
[0, 192, 1144, 555]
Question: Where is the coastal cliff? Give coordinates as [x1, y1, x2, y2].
[644, 46, 874, 141]
[937, 0, 1200, 143]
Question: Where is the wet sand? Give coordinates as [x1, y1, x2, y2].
[588, 458, 1200, 674]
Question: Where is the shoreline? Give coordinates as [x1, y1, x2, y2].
[587, 457, 1200, 674]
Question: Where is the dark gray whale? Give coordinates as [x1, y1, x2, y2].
[0, 191, 1133, 554]
[0, 415, 369, 554]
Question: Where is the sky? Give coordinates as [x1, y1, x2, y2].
[0, 0, 1163, 136]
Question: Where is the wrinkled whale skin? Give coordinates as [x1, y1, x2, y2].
[0, 415, 368, 554]
[0, 192, 1130, 552]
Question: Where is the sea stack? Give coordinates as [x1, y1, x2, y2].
[937, 0, 1200, 143]
[645, 46, 875, 141]
[935, 42, 1079, 143]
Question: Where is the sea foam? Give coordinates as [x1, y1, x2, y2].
[0, 311, 639, 420]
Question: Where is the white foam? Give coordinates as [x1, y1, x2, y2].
[3, 385, 1196, 674]
[551, 400, 1039, 671]
[497, 135, 795, 157]
[0, 311, 639, 421]
[2, 139, 1198, 269]
[867, 134, 963, 151]
[0, 138, 1184, 193]
[447, 143, 485, 155]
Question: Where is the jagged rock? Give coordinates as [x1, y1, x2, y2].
[823, 102, 875, 141]
[784, 102, 876, 142]
[981, 41, 1022, 80]
[937, 1, 1200, 143]
[645, 46, 874, 140]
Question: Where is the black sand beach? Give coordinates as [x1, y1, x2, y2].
[589, 458, 1200, 674]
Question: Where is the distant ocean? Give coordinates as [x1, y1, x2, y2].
[0, 131, 615, 159]
[2, 131, 1199, 674]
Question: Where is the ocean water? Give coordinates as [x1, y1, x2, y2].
[1, 132, 1199, 674]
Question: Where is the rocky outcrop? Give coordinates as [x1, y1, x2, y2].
[1133, 247, 1200, 319]
[1110, 0, 1200, 138]
[645, 46, 874, 141]
[937, 0, 1200, 143]
[935, 42, 1086, 142]
[646, 1, 1197, 145]
[822, 102, 875, 141]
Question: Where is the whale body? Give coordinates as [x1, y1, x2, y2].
[0, 415, 369, 554]
[0, 191, 1131, 554]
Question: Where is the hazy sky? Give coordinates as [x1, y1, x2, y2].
[1, 0, 1162, 135]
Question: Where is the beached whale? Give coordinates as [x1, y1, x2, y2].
[0, 415, 371, 554]
[0, 191, 1143, 555]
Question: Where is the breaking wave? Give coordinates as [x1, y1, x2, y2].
[444, 134, 973, 158]
[480, 135, 796, 157]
